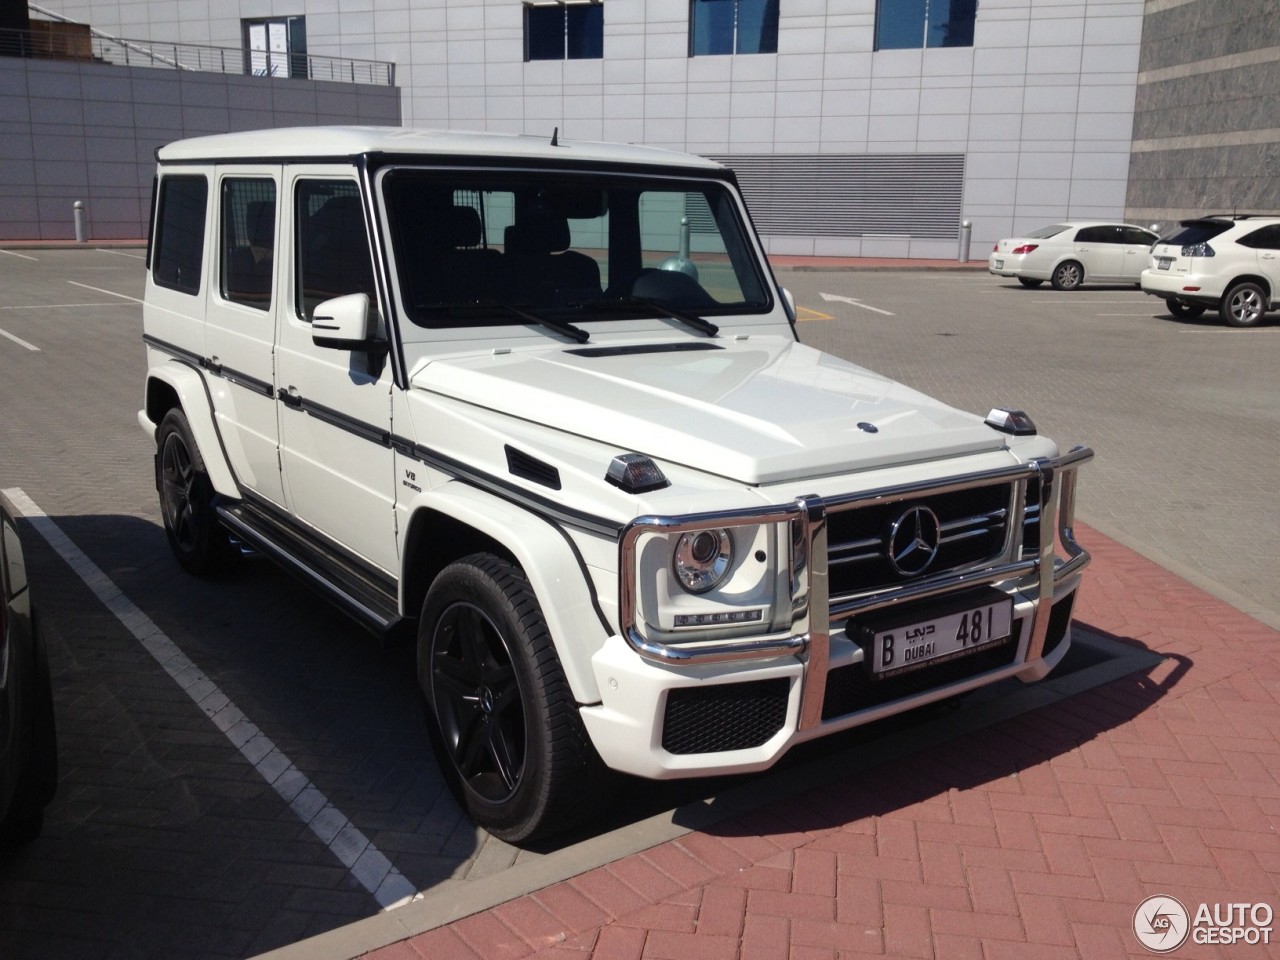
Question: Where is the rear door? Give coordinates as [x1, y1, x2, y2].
[1072, 225, 1123, 280]
[204, 168, 286, 506]
[1119, 226, 1157, 281]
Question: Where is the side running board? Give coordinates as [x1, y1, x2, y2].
[216, 501, 404, 640]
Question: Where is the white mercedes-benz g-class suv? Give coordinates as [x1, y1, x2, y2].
[140, 126, 1092, 842]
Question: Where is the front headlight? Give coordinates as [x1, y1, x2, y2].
[672, 529, 734, 593]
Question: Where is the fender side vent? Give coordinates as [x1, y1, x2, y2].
[505, 445, 561, 490]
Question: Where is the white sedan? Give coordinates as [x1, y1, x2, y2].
[989, 222, 1158, 290]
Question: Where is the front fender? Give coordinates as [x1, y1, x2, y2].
[402, 482, 613, 706]
[139, 360, 238, 498]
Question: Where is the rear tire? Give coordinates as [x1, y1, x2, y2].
[1016, 277, 1043, 288]
[418, 554, 605, 843]
[1166, 299, 1206, 319]
[1220, 281, 1267, 327]
[1051, 261, 1083, 291]
[156, 409, 237, 575]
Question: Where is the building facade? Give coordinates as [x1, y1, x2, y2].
[31, 0, 1149, 256]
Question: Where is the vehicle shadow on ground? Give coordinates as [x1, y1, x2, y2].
[687, 624, 1187, 842]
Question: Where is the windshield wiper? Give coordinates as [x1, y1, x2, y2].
[581, 297, 719, 337]
[415, 301, 589, 344]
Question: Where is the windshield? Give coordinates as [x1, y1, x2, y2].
[381, 168, 771, 329]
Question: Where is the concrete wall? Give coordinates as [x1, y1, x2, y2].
[35, 0, 1145, 257]
[1125, 0, 1280, 228]
[0, 55, 400, 241]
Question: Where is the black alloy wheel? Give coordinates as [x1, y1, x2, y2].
[157, 409, 235, 574]
[418, 554, 603, 843]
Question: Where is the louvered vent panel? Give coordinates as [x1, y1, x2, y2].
[704, 154, 966, 240]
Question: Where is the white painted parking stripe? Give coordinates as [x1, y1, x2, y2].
[1, 303, 119, 311]
[96, 248, 146, 259]
[0, 249, 38, 260]
[2, 488, 421, 912]
[819, 291, 895, 316]
[67, 280, 143, 303]
[0, 327, 40, 351]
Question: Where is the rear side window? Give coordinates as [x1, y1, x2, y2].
[220, 178, 277, 310]
[1121, 226, 1157, 245]
[1074, 225, 1120, 244]
[1163, 220, 1231, 247]
[153, 175, 209, 295]
[1235, 224, 1280, 250]
[1025, 224, 1069, 239]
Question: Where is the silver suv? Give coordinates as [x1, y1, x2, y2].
[1141, 215, 1280, 327]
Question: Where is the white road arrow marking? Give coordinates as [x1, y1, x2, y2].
[819, 292, 895, 316]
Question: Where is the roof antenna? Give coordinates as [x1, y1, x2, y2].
[551, 126, 559, 147]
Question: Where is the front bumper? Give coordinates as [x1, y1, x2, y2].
[581, 446, 1093, 779]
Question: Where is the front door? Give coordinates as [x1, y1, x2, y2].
[274, 172, 398, 574]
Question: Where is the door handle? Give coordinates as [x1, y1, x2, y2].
[278, 385, 303, 408]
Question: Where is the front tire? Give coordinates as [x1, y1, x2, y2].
[1220, 281, 1267, 327]
[1166, 299, 1206, 319]
[156, 409, 236, 575]
[418, 554, 603, 843]
[1051, 261, 1083, 291]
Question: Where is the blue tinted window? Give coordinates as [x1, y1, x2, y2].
[567, 3, 604, 59]
[526, 5, 564, 60]
[875, 0, 975, 50]
[736, 0, 778, 54]
[691, 0, 777, 55]
[526, 2, 603, 61]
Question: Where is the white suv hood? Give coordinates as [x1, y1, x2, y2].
[410, 337, 1006, 484]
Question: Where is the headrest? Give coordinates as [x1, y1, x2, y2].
[444, 205, 483, 248]
[505, 215, 570, 255]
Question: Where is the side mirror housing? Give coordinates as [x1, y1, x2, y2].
[312, 293, 380, 349]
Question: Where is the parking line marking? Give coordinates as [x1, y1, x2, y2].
[2, 487, 421, 912]
[0, 326, 40, 351]
[0, 249, 38, 260]
[96, 248, 146, 259]
[67, 280, 143, 303]
[1, 303, 119, 311]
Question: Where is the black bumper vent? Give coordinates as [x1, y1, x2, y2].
[1042, 592, 1075, 659]
[661, 678, 789, 755]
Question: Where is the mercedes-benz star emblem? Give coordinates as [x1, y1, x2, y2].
[887, 506, 941, 576]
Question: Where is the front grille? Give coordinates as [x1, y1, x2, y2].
[821, 640, 1019, 720]
[661, 678, 789, 755]
[827, 483, 1013, 597]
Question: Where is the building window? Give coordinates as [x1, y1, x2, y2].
[243, 16, 308, 78]
[875, 0, 976, 50]
[690, 0, 778, 56]
[525, 2, 603, 61]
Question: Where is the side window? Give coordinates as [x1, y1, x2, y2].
[1237, 225, 1280, 250]
[1074, 226, 1117, 244]
[294, 180, 376, 321]
[153, 175, 208, 295]
[1121, 227, 1156, 246]
[220, 178, 277, 310]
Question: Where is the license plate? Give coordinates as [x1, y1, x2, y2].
[994, 259, 1004, 269]
[1157, 257, 1172, 270]
[864, 598, 1013, 679]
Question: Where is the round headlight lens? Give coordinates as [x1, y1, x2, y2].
[672, 529, 734, 594]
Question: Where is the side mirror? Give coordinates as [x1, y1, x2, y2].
[312, 293, 380, 349]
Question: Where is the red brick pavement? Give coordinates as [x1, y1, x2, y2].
[364, 525, 1280, 959]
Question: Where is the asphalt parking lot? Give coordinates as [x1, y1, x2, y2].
[0, 248, 1274, 960]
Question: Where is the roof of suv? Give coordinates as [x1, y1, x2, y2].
[156, 125, 727, 173]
